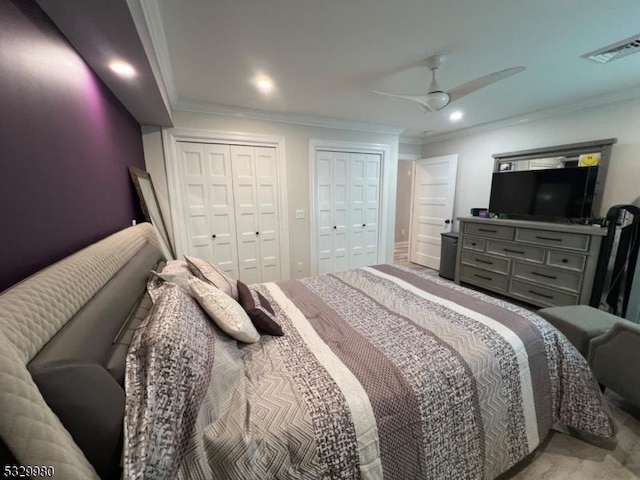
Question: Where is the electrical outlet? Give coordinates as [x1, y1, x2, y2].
[132, 220, 137, 226]
[295, 209, 305, 219]
[401, 229, 405, 236]
[296, 261, 304, 272]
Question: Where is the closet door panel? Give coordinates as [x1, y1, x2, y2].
[231, 145, 261, 284]
[333, 152, 350, 272]
[177, 142, 213, 261]
[363, 154, 380, 266]
[205, 144, 239, 277]
[255, 147, 281, 282]
[349, 153, 366, 269]
[317, 152, 334, 274]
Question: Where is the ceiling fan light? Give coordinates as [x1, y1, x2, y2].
[423, 91, 450, 111]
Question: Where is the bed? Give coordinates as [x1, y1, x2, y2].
[0, 224, 615, 480]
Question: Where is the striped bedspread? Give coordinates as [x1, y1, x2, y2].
[128, 265, 615, 480]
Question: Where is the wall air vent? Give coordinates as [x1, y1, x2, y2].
[583, 34, 640, 64]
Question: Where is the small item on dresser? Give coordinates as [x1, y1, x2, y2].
[470, 208, 488, 217]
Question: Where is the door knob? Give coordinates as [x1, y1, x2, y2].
[333, 226, 337, 229]
[212, 234, 216, 239]
[444, 219, 451, 224]
[362, 223, 366, 227]
[256, 231, 260, 235]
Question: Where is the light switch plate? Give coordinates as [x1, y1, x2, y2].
[295, 209, 305, 219]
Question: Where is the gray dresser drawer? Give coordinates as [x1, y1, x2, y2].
[546, 251, 586, 272]
[464, 222, 515, 240]
[486, 240, 545, 263]
[516, 228, 590, 251]
[462, 236, 486, 252]
[512, 261, 582, 293]
[509, 279, 579, 307]
[460, 265, 508, 292]
[461, 251, 510, 274]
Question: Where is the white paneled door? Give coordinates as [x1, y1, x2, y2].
[177, 142, 281, 284]
[315, 150, 382, 274]
[177, 142, 239, 278]
[316, 151, 350, 274]
[409, 155, 458, 269]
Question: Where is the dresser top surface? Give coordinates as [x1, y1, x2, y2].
[457, 216, 607, 236]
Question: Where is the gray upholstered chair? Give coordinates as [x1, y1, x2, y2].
[539, 305, 640, 407]
[589, 320, 640, 407]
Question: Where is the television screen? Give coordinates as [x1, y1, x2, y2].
[488, 167, 596, 220]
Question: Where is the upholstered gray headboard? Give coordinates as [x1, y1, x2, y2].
[0, 224, 163, 479]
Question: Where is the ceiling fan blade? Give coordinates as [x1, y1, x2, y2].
[448, 66, 526, 103]
[372, 90, 428, 105]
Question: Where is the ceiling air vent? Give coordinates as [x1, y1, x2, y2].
[583, 34, 640, 64]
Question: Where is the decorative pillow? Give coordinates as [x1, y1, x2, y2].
[188, 277, 259, 343]
[237, 280, 284, 336]
[185, 256, 239, 300]
[30, 361, 125, 479]
[150, 269, 192, 293]
[125, 283, 217, 478]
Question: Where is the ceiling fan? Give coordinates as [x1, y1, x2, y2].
[372, 55, 526, 113]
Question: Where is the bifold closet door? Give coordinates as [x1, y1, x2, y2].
[316, 150, 381, 274]
[317, 151, 349, 274]
[349, 153, 380, 269]
[231, 145, 281, 284]
[176, 142, 239, 278]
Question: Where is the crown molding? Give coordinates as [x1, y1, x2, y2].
[138, 0, 177, 105]
[422, 83, 640, 144]
[173, 100, 404, 135]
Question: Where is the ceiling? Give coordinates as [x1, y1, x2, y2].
[152, 0, 640, 139]
[38, 0, 640, 139]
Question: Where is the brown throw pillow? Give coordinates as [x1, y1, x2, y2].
[237, 280, 284, 336]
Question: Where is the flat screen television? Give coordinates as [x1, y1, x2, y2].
[488, 166, 598, 221]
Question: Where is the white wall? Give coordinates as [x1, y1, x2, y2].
[399, 142, 422, 159]
[144, 110, 399, 278]
[395, 160, 413, 243]
[422, 98, 640, 231]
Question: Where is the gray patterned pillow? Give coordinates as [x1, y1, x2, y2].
[188, 277, 259, 343]
[125, 283, 216, 479]
[185, 256, 239, 300]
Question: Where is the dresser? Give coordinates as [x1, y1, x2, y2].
[454, 217, 606, 308]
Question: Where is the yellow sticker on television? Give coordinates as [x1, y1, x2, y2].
[579, 153, 600, 167]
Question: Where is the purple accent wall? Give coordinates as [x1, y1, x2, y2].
[0, 0, 146, 292]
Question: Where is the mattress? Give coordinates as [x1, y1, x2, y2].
[124, 264, 615, 480]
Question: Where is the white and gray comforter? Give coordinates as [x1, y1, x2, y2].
[125, 265, 615, 480]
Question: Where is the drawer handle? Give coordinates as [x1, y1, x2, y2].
[474, 273, 493, 281]
[535, 235, 562, 242]
[531, 271, 557, 280]
[528, 289, 554, 300]
[475, 258, 493, 265]
[561, 258, 569, 263]
[503, 248, 525, 254]
[479, 228, 497, 233]
[471, 242, 477, 246]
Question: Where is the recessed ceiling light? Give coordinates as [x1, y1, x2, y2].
[254, 75, 274, 94]
[449, 111, 463, 121]
[109, 61, 135, 78]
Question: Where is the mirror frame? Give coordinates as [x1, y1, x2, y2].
[128, 166, 175, 260]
